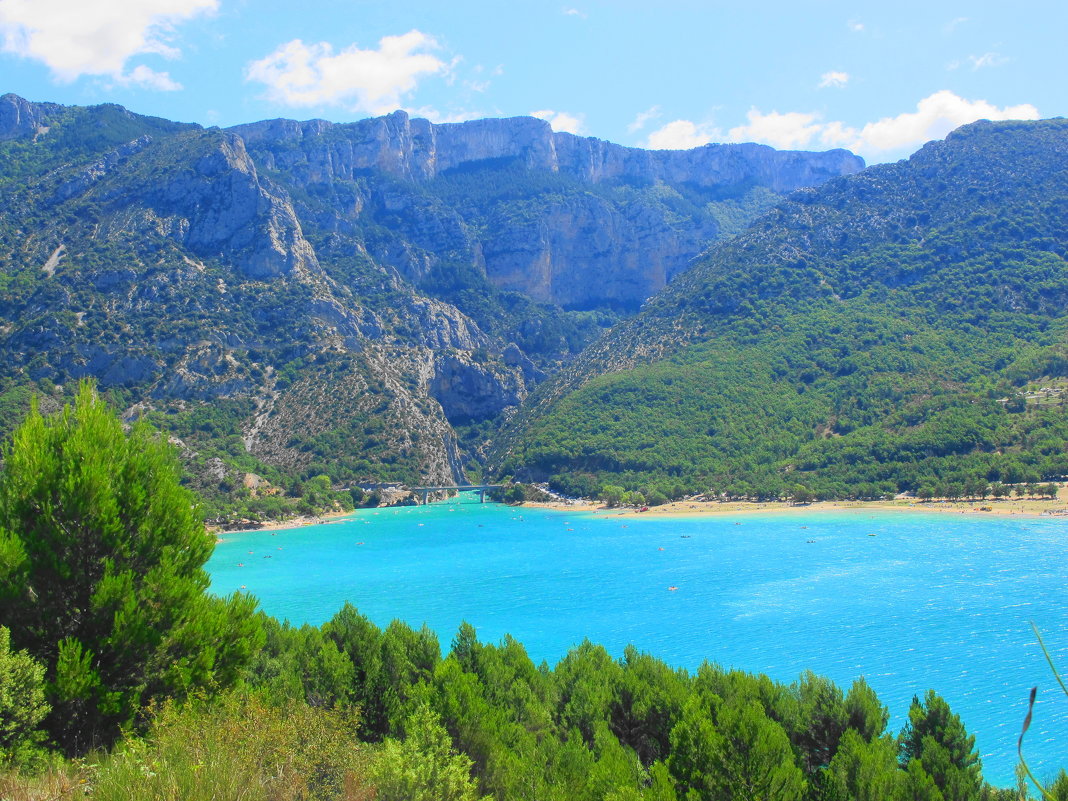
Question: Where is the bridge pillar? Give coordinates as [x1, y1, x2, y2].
[478, 488, 486, 503]
[420, 489, 429, 505]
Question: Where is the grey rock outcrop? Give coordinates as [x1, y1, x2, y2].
[0, 93, 59, 140]
[430, 352, 526, 423]
[232, 111, 863, 189]
[146, 133, 320, 280]
[232, 110, 863, 309]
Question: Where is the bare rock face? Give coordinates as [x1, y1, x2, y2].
[480, 191, 716, 307]
[147, 133, 320, 280]
[429, 352, 526, 423]
[552, 133, 864, 193]
[0, 94, 867, 494]
[0, 93, 59, 140]
[232, 111, 864, 309]
[234, 111, 863, 189]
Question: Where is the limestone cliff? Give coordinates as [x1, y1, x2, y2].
[232, 111, 864, 309]
[231, 110, 862, 190]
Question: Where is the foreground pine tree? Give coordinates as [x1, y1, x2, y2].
[0, 382, 263, 754]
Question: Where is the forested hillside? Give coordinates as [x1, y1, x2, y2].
[494, 119, 1068, 501]
[0, 93, 858, 520]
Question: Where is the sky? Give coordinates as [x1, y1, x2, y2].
[0, 0, 1064, 164]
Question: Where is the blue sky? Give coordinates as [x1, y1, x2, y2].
[1, 0, 1063, 163]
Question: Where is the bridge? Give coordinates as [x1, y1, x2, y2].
[409, 484, 503, 504]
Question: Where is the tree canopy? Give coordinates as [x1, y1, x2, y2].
[0, 382, 263, 753]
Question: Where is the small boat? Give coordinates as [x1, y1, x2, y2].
[668, 586, 679, 591]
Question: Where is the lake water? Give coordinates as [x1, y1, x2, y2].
[207, 500, 1068, 786]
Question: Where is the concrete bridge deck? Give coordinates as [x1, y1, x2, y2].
[409, 485, 503, 504]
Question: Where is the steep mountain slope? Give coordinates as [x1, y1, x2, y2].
[0, 93, 860, 515]
[494, 119, 1068, 500]
[231, 111, 862, 310]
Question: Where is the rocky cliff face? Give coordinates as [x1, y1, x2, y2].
[232, 110, 862, 190]
[232, 110, 864, 309]
[0, 93, 60, 140]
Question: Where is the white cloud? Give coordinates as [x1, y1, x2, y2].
[649, 91, 1039, 162]
[945, 16, 969, 33]
[818, 71, 850, 89]
[627, 105, 662, 133]
[844, 90, 1037, 153]
[114, 64, 182, 91]
[0, 0, 215, 84]
[848, 20, 864, 32]
[729, 109, 825, 150]
[563, 8, 587, 18]
[246, 30, 448, 115]
[969, 52, 1007, 70]
[405, 106, 483, 124]
[530, 109, 585, 134]
[645, 119, 721, 150]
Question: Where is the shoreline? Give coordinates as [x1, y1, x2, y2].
[210, 508, 355, 540]
[521, 494, 1068, 520]
[209, 491, 1068, 538]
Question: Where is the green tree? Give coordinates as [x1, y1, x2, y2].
[828, 729, 902, 801]
[601, 485, 626, 508]
[370, 703, 486, 801]
[645, 490, 670, 507]
[0, 625, 50, 768]
[669, 694, 805, 801]
[844, 676, 890, 742]
[1048, 769, 1068, 801]
[793, 669, 847, 774]
[710, 696, 805, 801]
[0, 382, 263, 754]
[899, 690, 982, 801]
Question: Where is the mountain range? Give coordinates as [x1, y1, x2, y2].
[494, 118, 1068, 501]
[0, 93, 862, 515]
[6, 94, 1065, 515]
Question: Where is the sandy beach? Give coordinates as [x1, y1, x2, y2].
[209, 488, 1068, 539]
[210, 508, 356, 539]
[521, 490, 1068, 520]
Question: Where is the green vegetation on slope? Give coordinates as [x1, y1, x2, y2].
[0, 365, 1035, 801]
[497, 119, 1068, 500]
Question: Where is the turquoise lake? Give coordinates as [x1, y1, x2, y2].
[207, 500, 1068, 786]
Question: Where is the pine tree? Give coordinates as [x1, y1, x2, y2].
[0, 382, 263, 754]
[899, 690, 982, 801]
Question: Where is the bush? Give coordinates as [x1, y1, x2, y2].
[89, 692, 371, 801]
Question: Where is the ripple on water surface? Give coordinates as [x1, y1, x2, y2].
[208, 504, 1068, 786]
